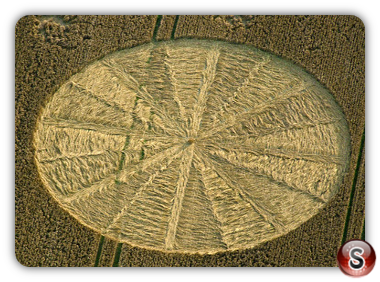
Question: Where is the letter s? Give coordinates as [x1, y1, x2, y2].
[349, 247, 365, 270]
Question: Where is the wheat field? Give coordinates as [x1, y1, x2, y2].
[16, 15, 364, 266]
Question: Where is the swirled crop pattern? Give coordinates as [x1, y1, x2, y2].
[34, 40, 350, 254]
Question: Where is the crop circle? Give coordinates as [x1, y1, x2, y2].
[34, 39, 350, 254]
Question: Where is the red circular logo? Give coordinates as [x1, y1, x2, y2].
[337, 239, 376, 277]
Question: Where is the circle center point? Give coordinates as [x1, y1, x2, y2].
[187, 138, 195, 145]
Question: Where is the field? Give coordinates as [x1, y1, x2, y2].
[15, 15, 365, 267]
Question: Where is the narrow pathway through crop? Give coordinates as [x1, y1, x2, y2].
[341, 128, 365, 245]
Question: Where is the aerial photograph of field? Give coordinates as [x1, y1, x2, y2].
[15, 15, 365, 267]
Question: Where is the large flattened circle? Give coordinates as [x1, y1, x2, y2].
[34, 39, 350, 254]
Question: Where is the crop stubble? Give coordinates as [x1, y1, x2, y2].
[15, 15, 364, 267]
